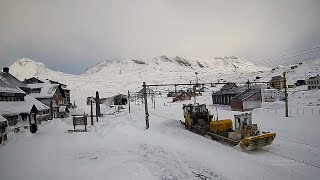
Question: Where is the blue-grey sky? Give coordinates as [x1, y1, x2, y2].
[1, 0, 320, 74]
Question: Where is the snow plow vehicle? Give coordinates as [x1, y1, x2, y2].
[181, 103, 276, 151]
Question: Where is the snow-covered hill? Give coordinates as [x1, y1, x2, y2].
[8, 56, 320, 106]
[8, 56, 264, 103]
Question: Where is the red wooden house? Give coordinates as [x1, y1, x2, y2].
[173, 91, 192, 102]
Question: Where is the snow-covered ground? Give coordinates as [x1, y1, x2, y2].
[1, 94, 320, 180]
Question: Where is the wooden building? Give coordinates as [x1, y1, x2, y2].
[270, 76, 285, 89]
[24, 77, 71, 105]
[0, 68, 50, 127]
[230, 89, 262, 111]
[173, 91, 192, 102]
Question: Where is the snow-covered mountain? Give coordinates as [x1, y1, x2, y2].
[8, 56, 320, 106]
[85, 56, 265, 75]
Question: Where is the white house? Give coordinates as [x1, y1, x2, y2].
[306, 74, 320, 90]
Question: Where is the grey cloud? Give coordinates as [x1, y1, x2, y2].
[1, 0, 320, 74]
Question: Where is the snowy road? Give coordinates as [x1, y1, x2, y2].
[1, 97, 320, 180]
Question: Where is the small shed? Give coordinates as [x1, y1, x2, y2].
[173, 91, 192, 102]
[231, 89, 262, 111]
[114, 94, 127, 105]
[295, 80, 306, 86]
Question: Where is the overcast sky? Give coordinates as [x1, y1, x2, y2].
[1, 0, 320, 74]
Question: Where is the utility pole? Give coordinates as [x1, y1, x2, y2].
[96, 91, 100, 122]
[128, 90, 131, 113]
[194, 72, 199, 104]
[49, 100, 53, 120]
[283, 72, 289, 117]
[153, 94, 156, 109]
[143, 82, 149, 129]
[246, 80, 250, 90]
[90, 98, 94, 126]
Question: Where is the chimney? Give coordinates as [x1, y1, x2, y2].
[3, 67, 9, 73]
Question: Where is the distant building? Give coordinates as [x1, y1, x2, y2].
[113, 94, 127, 105]
[167, 91, 180, 97]
[306, 74, 320, 90]
[269, 76, 285, 89]
[230, 89, 262, 111]
[86, 97, 107, 105]
[137, 87, 154, 98]
[261, 88, 285, 102]
[26, 82, 66, 118]
[212, 83, 245, 105]
[220, 82, 238, 92]
[295, 80, 306, 86]
[173, 91, 192, 102]
[24, 77, 71, 105]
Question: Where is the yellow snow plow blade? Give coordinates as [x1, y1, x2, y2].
[240, 133, 276, 151]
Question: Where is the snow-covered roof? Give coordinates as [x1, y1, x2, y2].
[0, 72, 30, 90]
[232, 89, 260, 101]
[0, 74, 26, 94]
[0, 95, 49, 115]
[0, 115, 7, 122]
[29, 83, 59, 98]
[0, 86, 26, 94]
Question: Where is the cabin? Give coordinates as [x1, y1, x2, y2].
[230, 89, 262, 111]
[0, 68, 50, 127]
[306, 75, 320, 90]
[173, 91, 192, 102]
[114, 94, 127, 105]
[212, 84, 245, 105]
[295, 80, 306, 86]
[27, 82, 66, 118]
[269, 76, 285, 89]
[24, 77, 71, 106]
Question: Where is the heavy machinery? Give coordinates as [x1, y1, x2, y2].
[181, 103, 276, 150]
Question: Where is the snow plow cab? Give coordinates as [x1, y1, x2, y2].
[233, 113, 276, 151]
[181, 104, 276, 151]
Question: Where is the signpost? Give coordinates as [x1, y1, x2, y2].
[72, 115, 87, 132]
